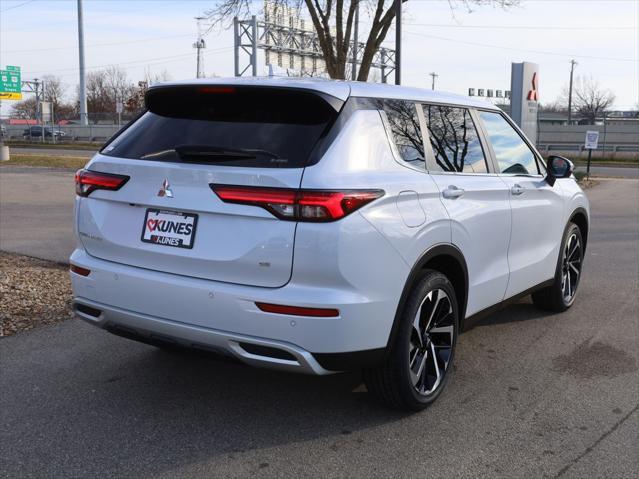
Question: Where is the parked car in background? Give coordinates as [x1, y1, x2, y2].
[23, 126, 66, 139]
[70, 78, 589, 411]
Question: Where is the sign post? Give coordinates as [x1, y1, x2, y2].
[41, 101, 52, 144]
[116, 101, 123, 129]
[584, 130, 599, 178]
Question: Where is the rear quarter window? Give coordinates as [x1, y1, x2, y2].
[101, 86, 341, 168]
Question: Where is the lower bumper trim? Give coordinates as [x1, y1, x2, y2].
[72, 297, 333, 375]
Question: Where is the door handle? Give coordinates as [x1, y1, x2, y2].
[442, 186, 465, 199]
[510, 184, 525, 196]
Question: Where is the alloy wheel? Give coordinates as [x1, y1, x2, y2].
[561, 232, 582, 303]
[408, 289, 455, 396]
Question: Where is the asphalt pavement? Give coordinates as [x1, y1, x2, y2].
[1, 174, 638, 478]
[575, 165, 639, 179]
[0, 167, 76, 263]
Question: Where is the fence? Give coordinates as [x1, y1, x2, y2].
[537, 123, 639, 160]
[2, 124, 120, 143]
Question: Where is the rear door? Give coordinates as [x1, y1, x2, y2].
[420, 103, 512, 317]
[476, 110, 565, 297]
[77, 85, 342, 287]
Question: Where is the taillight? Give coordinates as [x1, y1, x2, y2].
[75, 169, 130, 197]
[210, 185, 383, 222]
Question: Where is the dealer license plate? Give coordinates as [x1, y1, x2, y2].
[141, 209, 198, 249]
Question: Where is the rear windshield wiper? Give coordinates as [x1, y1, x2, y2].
[140, 145, 282, 163]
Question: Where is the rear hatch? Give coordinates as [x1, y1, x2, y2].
[77, 85, 343, 287]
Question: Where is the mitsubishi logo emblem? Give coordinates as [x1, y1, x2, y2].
[527, 72, 539, 101]
[157, 178, 173, 198]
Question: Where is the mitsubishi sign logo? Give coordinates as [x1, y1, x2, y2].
[157, 178, 173, 198]
[527, 72, 539, 101]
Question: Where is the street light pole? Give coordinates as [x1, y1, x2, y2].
[351, 1, 359, 81]
[429, 72, 438, 90]
[77, 0, 88, 126]
[567, 59, 577, 124]
[395, 0, 401, 85]
[194, 17, 206, 78]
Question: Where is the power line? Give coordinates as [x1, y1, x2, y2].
[22, 46, 233, 76]
[2, 33, 194, 54]
[405, 23, 636, 31]
[0, 0, 37, 12]
[403, 30, 637, 62]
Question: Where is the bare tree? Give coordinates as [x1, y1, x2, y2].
[41, 75, 67, 110]
[85, 67, 136, 121]
[560, 76, 615, 123]
[144, 68, 172, 86]
[10, 97, 38, 119]
[206, 0, 519, 81]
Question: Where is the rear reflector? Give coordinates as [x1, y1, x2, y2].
[211, 185, 383, 222]
[75, 169, 130, 197]
[70, 264, 91, 276]
[255, 302, 339, 318]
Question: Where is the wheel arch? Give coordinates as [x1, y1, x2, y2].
[385, 244, 469, 355]
[569, 207, 589, 251]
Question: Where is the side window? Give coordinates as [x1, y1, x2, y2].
[381, 100, 425, 169]
[479, 111, 540, 175]
[422, 105, 488, 174]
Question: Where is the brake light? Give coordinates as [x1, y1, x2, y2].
[199, 86, 235, 94]
[75, 169, 129, 197]
[255, 302, 339, 317]
[211, 185, 383, 222]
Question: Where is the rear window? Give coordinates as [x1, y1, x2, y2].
[101, 86, 341, 168]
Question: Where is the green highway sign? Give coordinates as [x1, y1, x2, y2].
[0, 65, 22, 100]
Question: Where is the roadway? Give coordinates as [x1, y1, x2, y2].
[1, 170, 638, 478]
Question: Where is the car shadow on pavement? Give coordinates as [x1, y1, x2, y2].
[2, 301, 554, 477]
[1, 318, 408, 477]
[463, 299, 556, 331]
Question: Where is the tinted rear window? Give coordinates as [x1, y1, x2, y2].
[101, 86, 341, 168]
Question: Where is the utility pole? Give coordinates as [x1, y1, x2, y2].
[77, 0, 88, 126]
[395, 0, 401, 85]
[567, 59, 577, 124]
[351, 1, 359, 81]
[429, 72, 438, 90]
[194, 17, 207, 78]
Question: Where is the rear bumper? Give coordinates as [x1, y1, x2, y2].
[69, 248, 399, 374]
[72, 297, 334, 374]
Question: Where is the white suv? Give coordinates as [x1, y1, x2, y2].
[70, 78, 589, 410]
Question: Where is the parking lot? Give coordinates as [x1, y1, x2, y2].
[1, 167, 638, 478]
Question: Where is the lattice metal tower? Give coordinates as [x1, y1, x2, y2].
[233, 2, 396, 82]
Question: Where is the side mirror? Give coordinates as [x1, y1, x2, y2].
[546, 155, 574, 186]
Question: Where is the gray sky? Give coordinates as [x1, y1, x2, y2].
[1, 0, 637, 113]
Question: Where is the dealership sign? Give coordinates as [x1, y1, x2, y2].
[0, 65, 22, 100]
[510, 62, 539, 144]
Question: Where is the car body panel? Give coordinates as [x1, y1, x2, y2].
[70, 77, 589, 374]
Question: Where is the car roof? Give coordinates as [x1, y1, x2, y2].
[152, 77, 499, 111]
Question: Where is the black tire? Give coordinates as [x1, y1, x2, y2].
[532, 222, 584, 312]
[363, 270, 459, 411]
